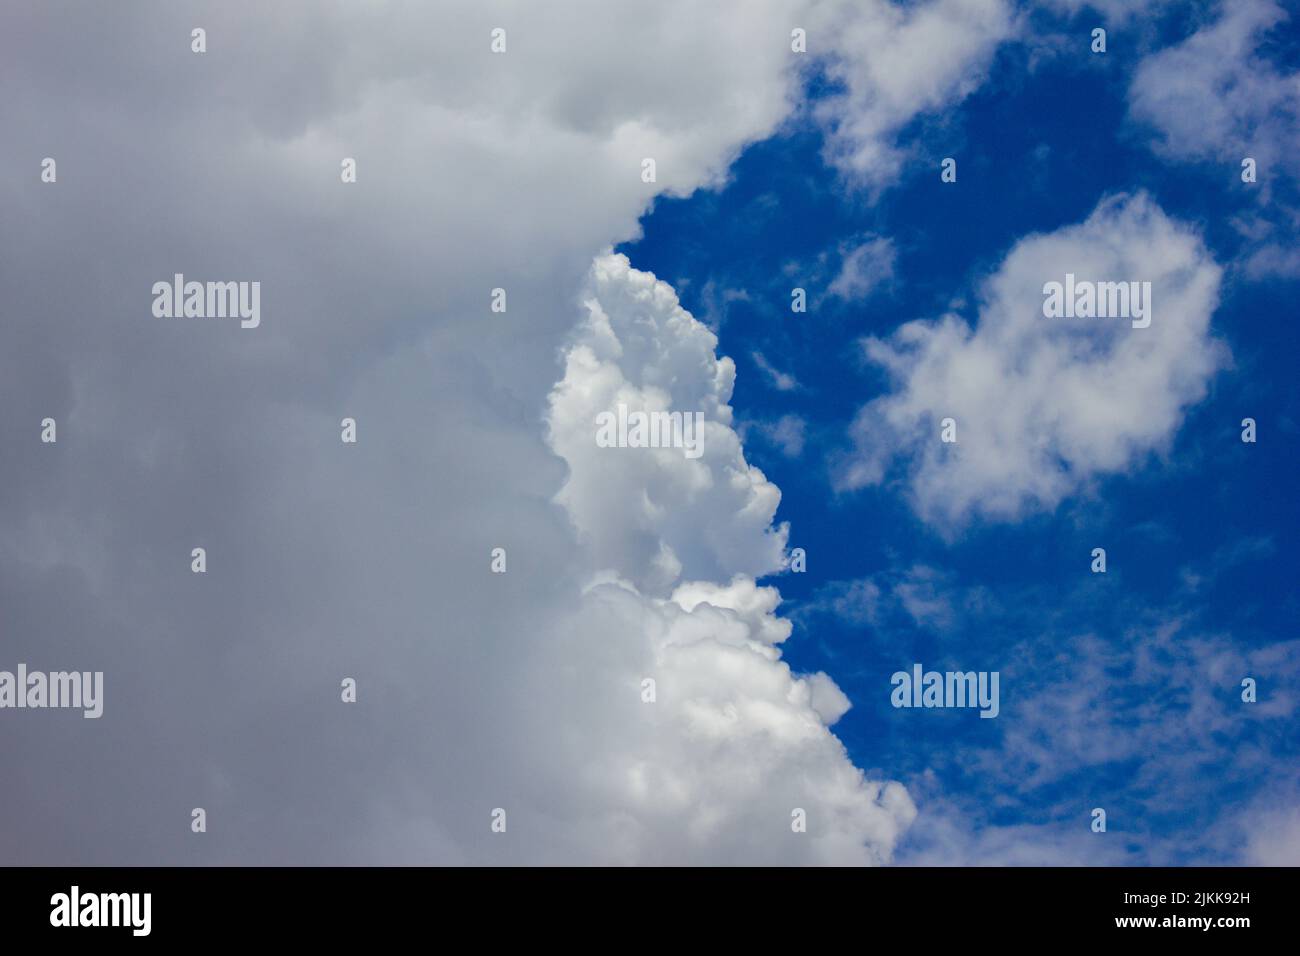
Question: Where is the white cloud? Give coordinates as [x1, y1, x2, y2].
[810, 578, 885, 627]
[965, 622, 1300, 857]
[751, 350, 802, 391]
[810, 0, 1017, 185]
[837, 192, 1228, 529]
[457, 566, 917, 865]
[696, 280, 753, 332]
[745, 414, 809, 458]
[900, 797, 1128, 866]
[876, 566, 1300, 865]
[1127, 1, 1300, 279]
[1039, 0, 1176, 23]
[1243, 240, 1300, 278]
[828, 235, 897, 301]
[547, 254, 791, 594]
[1240, 805, 1300, 865]
[1130, 0, 1300, 182]
[539, 259, 915, 864]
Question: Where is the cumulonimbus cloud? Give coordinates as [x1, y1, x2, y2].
[548, 254, 790, 593]
[541, 254, 915, 863]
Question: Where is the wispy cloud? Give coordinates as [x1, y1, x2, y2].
[750, 350, 801, 392]
[828, 235, 897, 302]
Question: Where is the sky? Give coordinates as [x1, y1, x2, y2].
[1, 0, 1297, 866]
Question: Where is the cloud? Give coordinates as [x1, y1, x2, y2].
[807, 578, 886, 627]
[541, 257, 916, 863]
[499, 568, 916, 865]
[751, 350, 802, 391]
[809, 0, 1016, 185]
[836, 192, 1228, 529]
[796, 548, 1300, 865]
[1128, 1, 1300, 278]
[1242, 239, 1300, 278]
[828, 235, 897, 301]
[1239, 805, 1300, 866]
[1038, 0, 1177, 23]
[547, 254, 791, 594]
[803, 564, 985, 634]
[1130, 1, 1299, 178]
[953, 618, 1300, 863]
[850, 554, 1300, 865]
[744, 414, 809, 458]
[695, 279, 753, 331]
[0, 0, 933, 865]
[899, 787, 1129, 866]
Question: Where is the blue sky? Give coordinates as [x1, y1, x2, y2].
[620, 0, 1300, 863]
